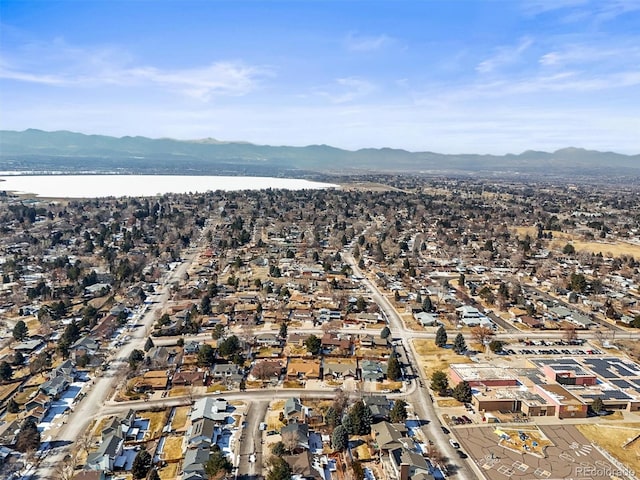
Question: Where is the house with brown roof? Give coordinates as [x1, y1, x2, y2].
[173, 370, 207, 386]
[133, 370, 169, 391]
[287, 359, 321, 380]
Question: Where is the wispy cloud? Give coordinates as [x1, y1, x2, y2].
[476, 37, 534, 74]
[539, 42, 640, 67]
[315, 77, 376, 104]
[522, 0, 640, 23]
[345, 32, 395, 52]
[0, 40, 270, 101]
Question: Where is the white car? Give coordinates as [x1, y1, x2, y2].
[449, 439, 460, 449]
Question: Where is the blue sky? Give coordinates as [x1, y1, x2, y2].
[1, 0, 639, 154]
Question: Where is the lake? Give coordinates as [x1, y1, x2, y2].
[0, 175, 338, 198]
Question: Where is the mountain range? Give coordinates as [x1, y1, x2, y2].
[1, 129, 638, 178]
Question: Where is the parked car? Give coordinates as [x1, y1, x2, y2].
[449, 439, 460, 449]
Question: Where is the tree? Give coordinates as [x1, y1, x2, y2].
[458, 273, 466, 287]
[204, 450, 233, 478]
[218, 335, 240, 358]
[422, 296, 433, 312]
[452, 380, 472, 403]
[325, 406, 340, 428]
[563, 243, 575, 255]
[346, 400, 373, 435]
[197, 344, 216, 367]
[356, 296, 367, 311]
[390, 399, 408, 423]
[12, 350, 25, 366]
[13, 320, 28, 341]
[470, 326, 495, 346]
[211, 323, 225, 340]
[144, 337, 154, 352]
[266, 455, 292, 480]
[430, 370, 449, 395]
[591, 396, 604, 414]
[0, 361, 13, 382]
[15, 419, 40, 453]
[131, 449, 152, 479]
[271, 441, 286, 457]
[149, 470, 161, 480]
[380, 326, 391, 339]
[435, 325, 448, 348]
[7, 397, 19, 413]
[129, 349, 145, 369]
[563, 324, 578, 343]
[387, 355, 402, 381]
[332, 425, 348, 451]
[489, 340, 505, 353]
[453, 333, 467, 354]
[278, 322, 288, 339]
[305, 334, 321, 355]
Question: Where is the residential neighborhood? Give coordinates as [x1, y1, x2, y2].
[0, 177, 640, 480]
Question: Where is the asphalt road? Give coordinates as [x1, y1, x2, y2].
[344, 251, 475, 480]
[237, 400, 268, 480]
[33, 241, 202, 479]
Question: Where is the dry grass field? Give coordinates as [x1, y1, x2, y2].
[512, 226, 640, 258]
[158, 461, 180, 480]
[170, 406, 190, 431]
[162, 436, 185, 461]
[266, 400, 286, 430]
[139, 410, 169, 438]
[577, 423, 640, 474]
[437, 398, 464, 408]
[168, 386, 189, 397]
[413, 339, 472, 378]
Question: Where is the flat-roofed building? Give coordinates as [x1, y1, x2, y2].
[449, 363, 519, 388]
[534, 383, 588, 419]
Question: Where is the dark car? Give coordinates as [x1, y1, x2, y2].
[457, 450, 468, 459]
[441, 426, 450, 434]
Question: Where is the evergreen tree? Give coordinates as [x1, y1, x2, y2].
[380, 326, 391, 339]
[305, 334, 321, 355]
[452, 381, 472, 403]
[430, 370, 449, 395]
[435, 326, 448, 348]
[149, 470, 161, 480]
[390, 399, 408, 423]
[453, 333, 467, 354]
[144, 337, 154, 352]
[325, 406, 340, 428]
[13, 350, 25, 366]
[387, 355, 402, 381]
[347, 400, 373, 435]
[0, 361, 13, 382]
[591, 396, 604, 414]
[422, 296, 433, 312]
[204, 450, 233, 478]
[13, 320, 28, 341]
[7, 397, 19, 413]
[131, 450, 152, 479]
[218, 335, 240, 358]
[332, 425, 348, 452]
[197, 344, 216, 366]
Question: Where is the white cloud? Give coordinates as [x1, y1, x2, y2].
[345, 32, 395, 52]
[0, 40, 269, 101]
[316, 77, 376, 104]
[476, 37, 534, 74]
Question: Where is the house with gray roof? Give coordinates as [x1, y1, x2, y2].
[191, 397, 229, 423]
[85, 433, 123, 472]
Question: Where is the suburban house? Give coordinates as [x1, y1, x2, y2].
[286, 359, 321, 380]
[85, 433, 124, 472]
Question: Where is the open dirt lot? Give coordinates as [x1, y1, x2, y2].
[413, 339, 472, 378]
[455, 424, 627, 480]
[577, 423, 640, 475]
